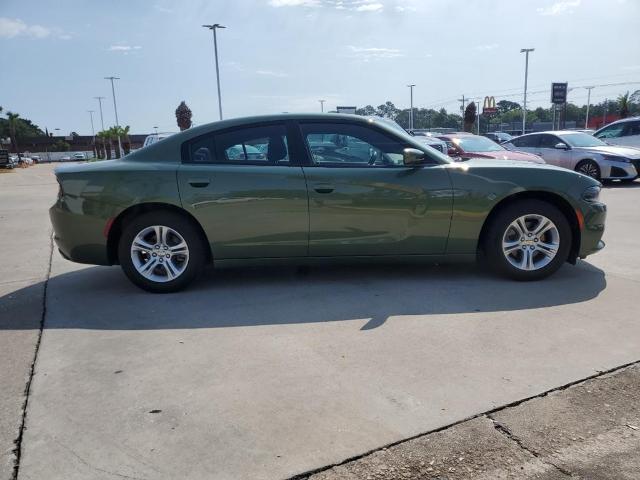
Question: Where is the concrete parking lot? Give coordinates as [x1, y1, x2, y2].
[1, 164, 639, 480]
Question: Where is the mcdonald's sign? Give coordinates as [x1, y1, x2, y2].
[483, 96, 497, 115]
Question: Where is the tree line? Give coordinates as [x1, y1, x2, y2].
[355, 90, 640, 132]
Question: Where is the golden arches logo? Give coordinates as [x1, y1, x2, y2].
[483, 96, 496, 110]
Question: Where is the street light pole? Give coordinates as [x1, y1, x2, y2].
[94, 96, 106, 131]
[520, 48, 534, 135]
[584, 86, 594, 129]
[104, 76, 122, 155]
[87, 110, 95, 136]
[407, 84, 415, 130]
[319, 99, 325, 113]
[203, 24, 226, 120]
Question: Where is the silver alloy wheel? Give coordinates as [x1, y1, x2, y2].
[130, 225, 189, 283]
[578, 162, 599, 179]
[502, 214, 560, 271]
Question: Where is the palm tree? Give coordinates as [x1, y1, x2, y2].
[6, 111, 20, 153]
[108, 127, 122, 158]
[618, 91, 630, 119]
[463, 102, 477, 133]
[175, 101, 192, 131]
[121, 125, 131, 155]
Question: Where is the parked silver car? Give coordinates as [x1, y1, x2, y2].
[504, 130, 640, 182]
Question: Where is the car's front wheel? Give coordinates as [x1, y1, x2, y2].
[118, 211, 206, 293]
[575, 160, 601, 181]
[483, 199, 571, 281]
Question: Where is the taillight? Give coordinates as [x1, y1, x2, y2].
[56, 177, 63, 200]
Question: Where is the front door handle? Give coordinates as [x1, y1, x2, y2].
[188, 178, 210, 188]
[313, 184, 334, 194]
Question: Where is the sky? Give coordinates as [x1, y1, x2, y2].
[1, 0, 639, 135]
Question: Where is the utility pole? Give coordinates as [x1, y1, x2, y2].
[476, 98, 480, 135]
[602, 99, 608, 128]
[319, 99, 325, 113]
[458, 95, 466, 130]
[94, 96, 106, 130]
[584, 86, 595, 129]
[87, 110, 95, 136]
[104, 76, 122, 156]
[520, 48, 534, 135]
[407, 84, 415, 130]
[203, 24, 226, 120]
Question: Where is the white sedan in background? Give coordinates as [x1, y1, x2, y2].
[594, 117, 640, 148]
[504, 130, 640, 182]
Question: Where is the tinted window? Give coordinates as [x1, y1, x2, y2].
[538, 134, 562, 148]
[216, 124, 289, 164]
[511, 135, 539, 148]
[627, 121, 640, 136]
[186, 124, 290, 164]
[301, 123, 410, 167]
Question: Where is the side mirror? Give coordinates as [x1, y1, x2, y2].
[555, 143, 569, 150]
[447, 147, 458, 156]
[403, 148, 425, 166]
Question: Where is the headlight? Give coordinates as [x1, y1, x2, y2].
[601, 154, 630, 163]
[582, 185, 601, 202]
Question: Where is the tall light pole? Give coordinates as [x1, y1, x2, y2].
[584, 86, 595, 129]
[203, 24, 226, 120]
[520, 48, 534, 135]
[87, 110, 95, 136]
[104, 77, 122, 155]
[319, 99, 325, 113]
[407, 84, 415, 130]
[93, 96, 106, 131]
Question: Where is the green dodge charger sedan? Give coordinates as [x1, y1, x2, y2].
[50, 114, 606, 293]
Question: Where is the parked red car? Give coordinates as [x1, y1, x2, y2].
[437, 133, 545, 164]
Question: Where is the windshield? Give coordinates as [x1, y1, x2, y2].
[559, 132, 608, 148]
[454, 136, 505, 152]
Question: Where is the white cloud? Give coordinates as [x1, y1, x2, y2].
[537, 0, 581, 16]
[346, 45, 404, 61]
[154, 5, 173, 13]
[0, 17, 50, 38]
[269, 0, 320, 6]
[269, 0, 385, 12]
[474, 43, 499, 51]
[108, 45, 142, 53]
[355, 2, 383, 12]
[256, 69, 288, 77]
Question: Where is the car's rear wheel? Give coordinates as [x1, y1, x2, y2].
[483, 199, 571, 281]
[575, 160, 601, 181]
[118, 211, 206, 293]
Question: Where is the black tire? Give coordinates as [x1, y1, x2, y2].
[483, 199, 572, 281]
[118, 210, 206, 293]
[575, 160, 601, 181]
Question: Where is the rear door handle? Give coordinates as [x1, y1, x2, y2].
[313, 184, 334, 194]
[188, 178, 210, 188]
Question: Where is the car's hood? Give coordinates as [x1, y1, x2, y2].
[575, 145, 640, 158]
[463, 150, 545, 164]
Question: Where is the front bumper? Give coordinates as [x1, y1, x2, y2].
[578, 201, 607, 258]
[601, 160, 638, 180]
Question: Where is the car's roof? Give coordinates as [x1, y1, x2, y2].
[437, 132, 476, 139]
[127, 113, 450, 164]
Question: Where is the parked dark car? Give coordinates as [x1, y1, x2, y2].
[0, 149, 14, 169]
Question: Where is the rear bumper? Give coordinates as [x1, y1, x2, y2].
[50, 202, 111, 265]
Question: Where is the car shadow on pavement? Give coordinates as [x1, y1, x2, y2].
[602, 180, 640, 189]
[0, 260, 606, 331]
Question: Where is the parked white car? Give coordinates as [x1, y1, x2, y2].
[594, 117, 640, 148]
[504, 130, 640, 182]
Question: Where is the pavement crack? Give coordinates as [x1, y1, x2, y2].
[10, 229, 54, 480]
[55, 440, 148, 480]
[289, 359, 640, 480]
[487, 415, 573, 477]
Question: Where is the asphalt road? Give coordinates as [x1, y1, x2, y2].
[1, 164, 639, 480]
